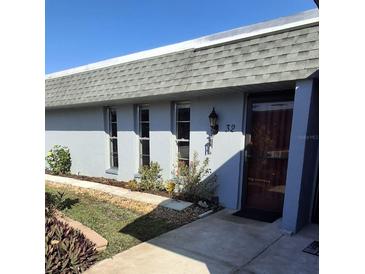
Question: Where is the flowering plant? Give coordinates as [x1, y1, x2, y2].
[46, 145, 72, 175]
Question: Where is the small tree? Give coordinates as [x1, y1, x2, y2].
[46, 145, 72, 175]
[173, 152, 217, 202]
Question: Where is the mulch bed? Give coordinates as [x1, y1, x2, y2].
[45, 170, 223, 212]
[45, 170, 170, 198]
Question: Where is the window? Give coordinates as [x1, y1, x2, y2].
[108, 108, 118, 168]
[139, 106, 150, 167]
[176, 103, 190, 166]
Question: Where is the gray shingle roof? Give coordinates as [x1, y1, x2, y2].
[46, 18, 318, 108]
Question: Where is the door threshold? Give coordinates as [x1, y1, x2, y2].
[233, 208, 281, 223]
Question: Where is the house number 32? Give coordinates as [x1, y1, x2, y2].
[225, 124, 235, 132]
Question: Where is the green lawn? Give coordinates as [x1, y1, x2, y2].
[45, 185, 177, 260]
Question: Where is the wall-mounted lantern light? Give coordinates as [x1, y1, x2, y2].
[209, 107, 219, 135]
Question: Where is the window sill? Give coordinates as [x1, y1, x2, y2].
[105, 168, 118, 175]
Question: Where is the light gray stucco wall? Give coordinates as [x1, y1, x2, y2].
[189, 92, 245, 209]
[135, 93, 245, 209]
[282, 79, 319, 233]
[45, 92, 246, 209]
[45, 105, 138, 181]
[45, 83, 319, 232]
[115, 104, 139, 181]
[45, 107, 110, 178]
[149, 102, 174, 179]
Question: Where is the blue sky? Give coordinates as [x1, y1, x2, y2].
[46, 0, 316, 74]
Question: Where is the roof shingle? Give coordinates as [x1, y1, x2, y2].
[46, 24, 318, 108]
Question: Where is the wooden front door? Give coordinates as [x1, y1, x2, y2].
[242, 93, 294, 221]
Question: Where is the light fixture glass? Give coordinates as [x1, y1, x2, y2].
[209, 107, 219, 135]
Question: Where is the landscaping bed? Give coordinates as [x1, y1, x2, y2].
[46, 169, 170, 197]
[45, 151, 221, 213]
[46, 182, 209, 261]
[45, 170, 222, 211]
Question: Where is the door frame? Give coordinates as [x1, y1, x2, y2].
[240, 90, 295, 214]
[311, 168, 319, 224]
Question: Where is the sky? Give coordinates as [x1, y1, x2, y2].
[46, 0, 316, 74]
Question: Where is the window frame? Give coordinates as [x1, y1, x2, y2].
[108, 108, 118, 168]
[138, 105, 150, 167]
[175, 102, 191, 165]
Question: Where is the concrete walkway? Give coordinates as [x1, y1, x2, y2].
[85, 209, 319, 274]
[45, 174, 192, 211]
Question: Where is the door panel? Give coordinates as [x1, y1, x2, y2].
[243, 94, 294, 219]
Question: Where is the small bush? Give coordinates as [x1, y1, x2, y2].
[46, 145, 72, 175]
[127, 179, 139, 191]
[173, 152, 218, 202]
[138, 162, 164, 191]
[45, 216, 98, 274]
[46, 191, 65, 209]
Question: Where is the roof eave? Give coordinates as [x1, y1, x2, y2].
[45, 9, 319, 80]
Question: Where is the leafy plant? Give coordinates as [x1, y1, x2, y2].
[127, 179, 139, 191]
[45, 202, 55, 218]
[165, 181, 176, 197]
[45, 215, 98, 274]
[52, 191, 65, 209]
[138, 162, 164, 191]
[45, 191, 79, 213]
[46, 145, 72, 175]
[173, 152, 218, 202]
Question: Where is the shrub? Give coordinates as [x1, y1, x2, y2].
[46, 145, 72, 175]
[45, 191, 79, 214]
[46, 191, 65, 209]
[138, 162, 164, 191]
[173, 152, 218, 202]
[127, 179, 139, 191]
[45, 216, 98, 274]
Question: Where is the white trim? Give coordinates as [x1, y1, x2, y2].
[108, 107, 119, 168]
[138, 105, 150, 167]
[46, 9, 318, 80]
[104, 107, 111, 172]
[237, 93, 248, 210]
[175, 102, 191, 163]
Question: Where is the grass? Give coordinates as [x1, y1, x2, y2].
[45, 184, 178, 260]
